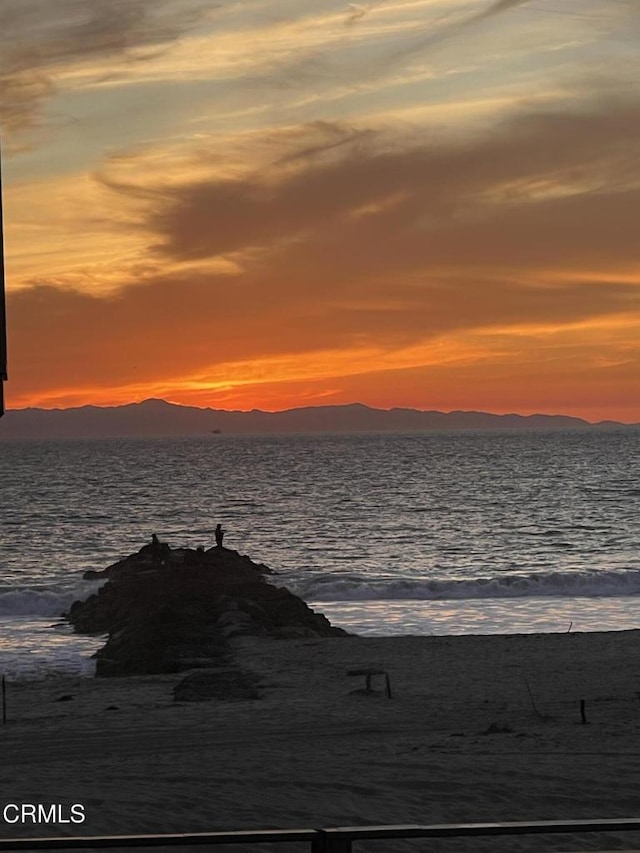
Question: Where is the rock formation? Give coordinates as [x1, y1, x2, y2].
[66, 541, 347, 677]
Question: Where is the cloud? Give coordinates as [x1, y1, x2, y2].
[6, 269, 640, 412]
[345, 4, 369, 26]
[0, 0, 214, 144]
[19, 97, 624, 403]
[123, 101, 640, 274]
[383, 0, 535, 67]
[479, 0, 532, 20]
[9, 101, 640, 402]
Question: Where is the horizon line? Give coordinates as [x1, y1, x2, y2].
[4, 397, 637, 426]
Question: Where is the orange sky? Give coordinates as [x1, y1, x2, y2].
[1, 0, 639, 422]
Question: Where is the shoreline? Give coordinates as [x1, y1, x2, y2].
[3, 593, 640, 680]
[3, 630, 640, 850]
[314, 594, 640, 637]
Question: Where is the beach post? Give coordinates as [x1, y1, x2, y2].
[2, 675, 6, 724]
[385, 672, 392, 699]
[580, 698, 587, 724]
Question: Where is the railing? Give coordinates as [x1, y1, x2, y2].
[0, 829, 315, 850]
[3, 818, 640, 852]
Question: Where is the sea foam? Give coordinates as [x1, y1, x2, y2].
[292, 568, 640, 602]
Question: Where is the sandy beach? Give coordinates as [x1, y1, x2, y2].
[3, 630, 640, 852]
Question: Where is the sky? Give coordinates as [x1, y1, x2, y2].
[1, 0, 639, 421]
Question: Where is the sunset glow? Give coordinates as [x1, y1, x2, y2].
[2, 0, 639, 421]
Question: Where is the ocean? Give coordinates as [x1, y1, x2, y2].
[0, 430, 639, 678]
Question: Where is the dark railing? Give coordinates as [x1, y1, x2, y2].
[3, 818, 640, 852]
[0, 829, 316, 850]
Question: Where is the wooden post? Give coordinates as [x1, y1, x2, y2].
[523, 675, 542, 718]
[385, 673, 392, 699]
[2, 675, 6, 725]
[580, 698, 587, 724]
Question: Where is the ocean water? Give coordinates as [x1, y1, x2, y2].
[0, 430, 639, 677]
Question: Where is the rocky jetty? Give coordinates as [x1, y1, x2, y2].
[66, 541, 347, 677]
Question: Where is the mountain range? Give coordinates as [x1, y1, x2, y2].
[0, 399, 634, 440]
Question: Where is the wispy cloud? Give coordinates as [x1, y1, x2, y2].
[345, 4, 370, 26]
[7, 95, 639, 411]
[382, 0, 537, 66]
[123, 101, 640, 267]
[0, 0, 214, 144]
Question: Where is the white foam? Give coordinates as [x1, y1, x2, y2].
[0, 617, 102, 680]
[292, 568, 640, 602]
[0, 582, 103, 617]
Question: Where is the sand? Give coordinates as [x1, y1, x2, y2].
[3, 630, 640, 852]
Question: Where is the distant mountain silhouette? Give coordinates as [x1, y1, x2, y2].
[0, 399, 634, 440]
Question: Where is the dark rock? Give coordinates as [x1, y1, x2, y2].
[216, 610, 258, 640]
[274, 626, 321, 639]
[67, 542, 347, 677]
[173, 668, 261, 702]
[82, 544, 275, 581]
[92, 601, 230, 677]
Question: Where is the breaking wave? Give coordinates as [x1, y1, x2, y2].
[294, 569, 640, 602]
[0, 584, 100, 617]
